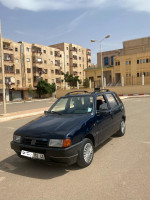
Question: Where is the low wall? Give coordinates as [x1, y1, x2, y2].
[56, 85, 150, 98]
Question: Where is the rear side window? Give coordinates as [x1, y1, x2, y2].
[105, 93, 118, 109]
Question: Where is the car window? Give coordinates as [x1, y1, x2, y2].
[50, 96, 94, 114]
[96, 95, 108, 110]
[105, 93, 118, 109]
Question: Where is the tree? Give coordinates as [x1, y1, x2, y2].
[62, 72, 81, 88]
[36, 80, 56, 98]
[83, 78, 89, 88]
[28, 84, 34, 96]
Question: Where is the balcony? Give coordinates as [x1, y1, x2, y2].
[33, 57, 42, 64]
[71, 47, 77, 52]
[88, 59, 91, 62]
[55, 51, 61, 57]
[4, 65, 15, 74]
[56, 78, 62, 83]
[73, 71, 78, 76]
[4, 53, 14, 62]
[73, 55, 77, 60]
[87, 51, 91, 56]
[55, 60, 61, 67]
[32, 46, 42, 54]
[73, 63, 78, 67]
[55, 69, 61, 75]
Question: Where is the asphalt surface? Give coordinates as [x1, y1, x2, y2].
[0, 98, 56, 114]
[0, 97, 150, 200]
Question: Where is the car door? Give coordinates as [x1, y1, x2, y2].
[105, 93, 122, 134]
[96, 95, 114, 145]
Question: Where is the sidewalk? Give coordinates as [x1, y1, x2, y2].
[0, 107, 50, 122]
[0, 95, 150, 122]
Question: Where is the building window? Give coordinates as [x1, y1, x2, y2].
[5, 65, 14, 73]
[26, 47, 29, 52]
[26, 58, 30, 62]
[104, 57, 109, 66]
[66, 47, 68, 50]
[146, 72, 149, 76]
[115, 62, 118, 66]
[43, 50, 46, 53]
[44, 60, 47, 64]
[28, 79, 31, 83]
[52, 79, 55, 83]
[129, 60, 131, 65]
[146, 58, 149, 63]
[143, 59, 146, 63]
[51, 70, 54, 74]
[15, 47, 18, 52]
[118, 61, 120, 66]
[79, 57, 81, 60]
[126, 61, 128, 65]
[140, 59, 142, 64]
[89, 77, 94, 82]
[16, 69, 20, 74]
[50, 51, 53, 55]
[44, 69, 48, 74]
[137, 60, 139, 64]
[137, 73, 139, 77]
[27, 68, 31, 73]
[15, 59, 19, 63]
[111, 56, 114, 65]
[17, 80, 20, 85]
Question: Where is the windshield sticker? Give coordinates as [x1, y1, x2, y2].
[88, 108, 92, 112]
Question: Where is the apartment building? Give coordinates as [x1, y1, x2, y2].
[50, 43, 91, 83]
[0, 38, 91, 101]
[85, 37, 150, 87]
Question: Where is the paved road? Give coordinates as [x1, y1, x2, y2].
[0, 98, 56, 114]
[0, 97, 150, 200]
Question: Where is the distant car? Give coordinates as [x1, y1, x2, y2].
[11, 89, 126, 168]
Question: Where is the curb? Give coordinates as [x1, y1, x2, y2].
[0, 107, 50, 122]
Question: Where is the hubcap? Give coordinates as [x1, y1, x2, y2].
[121, 121, 126, 134]
[83, 143, 93, 164]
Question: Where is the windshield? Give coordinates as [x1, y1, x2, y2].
[49, 96, 94, 114]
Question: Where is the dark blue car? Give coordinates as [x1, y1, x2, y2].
[11, 89, 126, 168]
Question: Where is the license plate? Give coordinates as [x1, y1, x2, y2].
[21, 150, 45, 160]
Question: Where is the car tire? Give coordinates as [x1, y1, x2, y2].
[115, 120, 126, 137]
[77, 138, 94, 168]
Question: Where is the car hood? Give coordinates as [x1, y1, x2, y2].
[15, 114, 92, 138]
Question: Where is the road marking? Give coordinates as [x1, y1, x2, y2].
[3, 163, 16, 171]
[0, 177, 5, 182]
[141, 141, 150, 144]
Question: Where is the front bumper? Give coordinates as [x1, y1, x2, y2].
[10, 141, 83, 165]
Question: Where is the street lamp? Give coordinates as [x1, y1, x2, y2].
[91, 35, 111, 89]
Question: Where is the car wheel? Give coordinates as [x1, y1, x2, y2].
[116, 120, 126, 137]
[77, 138, 94, 168]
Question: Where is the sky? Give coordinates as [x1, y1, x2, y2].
[0, 0, 150, 64]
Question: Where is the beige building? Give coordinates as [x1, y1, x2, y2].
[50, 42, 91, 83]
[85, 37, 150, 87]
[0, 38, 91, 101]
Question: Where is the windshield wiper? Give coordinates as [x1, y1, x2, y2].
[50, 111, 62, 115]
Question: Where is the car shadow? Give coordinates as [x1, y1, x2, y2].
[0, 154, 80, 180]
[94, 137, 113, 153]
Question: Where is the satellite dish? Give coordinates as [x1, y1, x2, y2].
[10, 77, 15, 83]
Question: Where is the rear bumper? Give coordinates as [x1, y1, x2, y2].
[10, 141, 83, 165]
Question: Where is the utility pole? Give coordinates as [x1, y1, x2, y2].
[0, 20, 6, 114]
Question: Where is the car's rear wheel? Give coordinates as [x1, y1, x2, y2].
[77, 138, 94, 168]
[116, 120, 126, 137]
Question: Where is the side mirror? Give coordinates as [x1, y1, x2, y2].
[44, 110, 48, 115]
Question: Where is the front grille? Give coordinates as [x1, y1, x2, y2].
[23, 137, 48, 147]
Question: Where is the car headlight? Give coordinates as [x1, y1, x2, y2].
[49, 139, 71, 148]
[13, 135, 21, 143]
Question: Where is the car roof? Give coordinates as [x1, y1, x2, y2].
[62, 89, 115, 98]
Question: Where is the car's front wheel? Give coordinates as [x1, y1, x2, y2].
[77, 138, 94, 168]
[116, 120, 126, 137]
